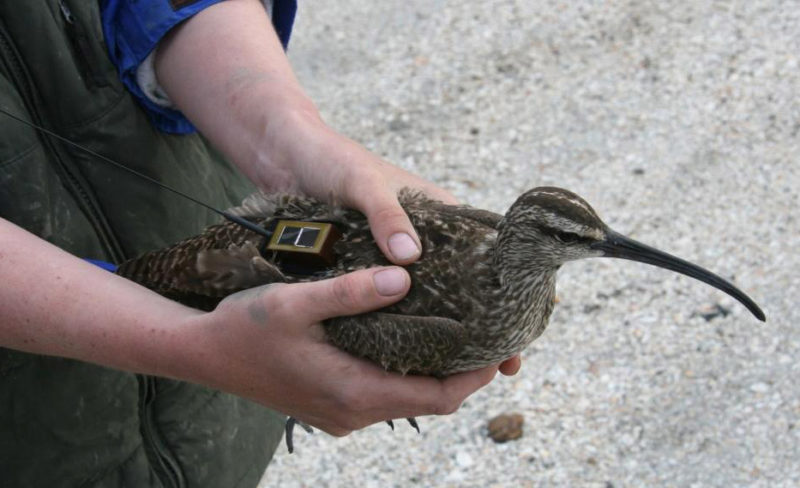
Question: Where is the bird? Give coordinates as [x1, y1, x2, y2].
[2, 108, 762, 450]
[116, 186, 765, 450]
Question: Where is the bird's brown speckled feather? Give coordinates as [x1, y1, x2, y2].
[117, 190, 514, 375]
[117, 186, 764, 376]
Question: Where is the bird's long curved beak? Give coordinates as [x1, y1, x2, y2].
[591, 229, 765, 321]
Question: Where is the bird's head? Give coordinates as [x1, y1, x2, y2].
[497, 187, 607, 268]
[497, 187, 765, 321]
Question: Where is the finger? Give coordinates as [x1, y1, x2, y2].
[499, 355, 521, 376]
[346, 179, 423, 265]
[433, 364, 499, 414]
[280, 267, 411, 323]
[364, 364, 499, 420]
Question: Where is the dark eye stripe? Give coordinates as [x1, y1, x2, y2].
[539, 226, 593, 244]
[555, 231, 580, 243]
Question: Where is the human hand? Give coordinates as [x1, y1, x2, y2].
[259, 116, 523, 377]
[153, 0, 522, 392]
[255, 111, 458, 265]
[183, 266, 501, 436]
[155, 0, 455, 266]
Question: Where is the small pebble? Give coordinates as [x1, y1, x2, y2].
[488, 413, 525, 443]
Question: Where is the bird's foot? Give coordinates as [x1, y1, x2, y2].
[285, 417, 314, 454]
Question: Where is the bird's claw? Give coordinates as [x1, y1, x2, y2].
[385, 417, 420, 433]
[285, 417, 314, 454]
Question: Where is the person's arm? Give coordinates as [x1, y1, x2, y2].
[0, 218, 196, 375]
[153, 0, 447, 264]
[0, 218, 500, 435]
[153, 0, 521, 377]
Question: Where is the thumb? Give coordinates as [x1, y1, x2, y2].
[286, 267, 411, 323]
[348, 183, 422, 265]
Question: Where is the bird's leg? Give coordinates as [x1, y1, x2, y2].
[285, 417, 314, 454]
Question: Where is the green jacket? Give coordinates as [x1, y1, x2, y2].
[0, 2, 284, 486]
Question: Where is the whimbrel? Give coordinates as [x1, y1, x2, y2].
[116, 187, 765, 450]
[0, 108, 763, 449]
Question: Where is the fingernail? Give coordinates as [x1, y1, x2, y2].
[374, 268, 408, 296]
[388, 233, 420, 261]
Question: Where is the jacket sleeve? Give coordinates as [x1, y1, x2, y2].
[100, 0, 297, 134]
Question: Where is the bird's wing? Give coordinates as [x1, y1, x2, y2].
[227, 192, 354, 223]
[176, 242, 286, 296]
[397, 189, 503, 229]
[424, 202, 504, 229]
[117, 238, 287, 311]
[324, 313, 466, 375]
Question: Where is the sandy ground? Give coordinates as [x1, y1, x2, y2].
[261, 1, 799, 486]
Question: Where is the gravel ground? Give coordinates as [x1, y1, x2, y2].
[261, 1, 799, 486]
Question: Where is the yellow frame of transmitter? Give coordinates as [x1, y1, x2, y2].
[267, 220, 337, 255]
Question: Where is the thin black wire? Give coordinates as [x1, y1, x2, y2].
[0, 107, 271, 239]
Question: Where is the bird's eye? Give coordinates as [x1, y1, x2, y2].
[553, 231, 582, 244]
